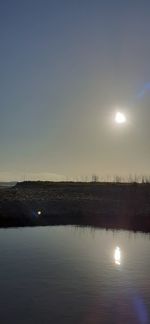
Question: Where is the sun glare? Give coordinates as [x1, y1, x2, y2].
[114, 246, 121, 265]
[115, 112, 126, 124]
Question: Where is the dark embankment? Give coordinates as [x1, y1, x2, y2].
[0, 181, 150, 232]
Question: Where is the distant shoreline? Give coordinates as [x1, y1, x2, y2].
[0, 181, 150, 232]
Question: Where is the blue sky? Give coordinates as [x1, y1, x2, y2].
[1, 1, 150, 180]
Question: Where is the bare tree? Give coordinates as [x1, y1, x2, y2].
[91, 174, 99, 182]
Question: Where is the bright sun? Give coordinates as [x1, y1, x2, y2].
[115, 112, 126, 124]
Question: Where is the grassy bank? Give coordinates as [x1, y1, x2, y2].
[0, 181, 150, 232]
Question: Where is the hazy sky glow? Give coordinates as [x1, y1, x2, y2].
[1, 1, 150, 181]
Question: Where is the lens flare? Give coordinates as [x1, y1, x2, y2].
[137, 82, 150, 99]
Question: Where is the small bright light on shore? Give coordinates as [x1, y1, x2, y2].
[114, 246, 121, 265]
[115, 112, 126, 124]
[37, 210, 42, 215]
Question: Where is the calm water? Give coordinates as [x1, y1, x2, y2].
[0, 226, 149, 324]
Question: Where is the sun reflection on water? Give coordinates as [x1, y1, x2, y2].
[114, 246, 121, 265]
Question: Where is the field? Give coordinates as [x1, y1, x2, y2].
[0, 181, 150, 232]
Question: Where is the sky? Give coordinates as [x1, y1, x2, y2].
[1, 0, 150, 181]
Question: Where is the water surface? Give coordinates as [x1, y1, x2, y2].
[0, 226, 149, 323]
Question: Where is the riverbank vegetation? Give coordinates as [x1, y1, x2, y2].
[0, 181, 150, 232]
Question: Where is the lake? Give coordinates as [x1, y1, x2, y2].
[0, 226, 149, 323]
